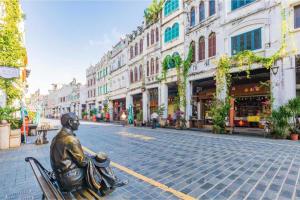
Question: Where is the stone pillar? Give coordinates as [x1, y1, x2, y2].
[197, 101, 201, 120]
[272, 57, 296, 109]
[126, 94, 133, 109]
[142, 90, 149, 122]
[185, 81, 193, 127]
[108, 101, 113, 121]
[160, 83, 168, 119]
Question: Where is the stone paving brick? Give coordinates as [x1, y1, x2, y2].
[3, 122, 300, 200]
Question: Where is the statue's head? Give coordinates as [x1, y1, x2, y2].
[61, 112, 80, 131]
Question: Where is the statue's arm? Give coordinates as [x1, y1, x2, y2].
[67, 137, 88, 168]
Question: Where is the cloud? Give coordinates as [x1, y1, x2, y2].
[88, 27, 125, 50]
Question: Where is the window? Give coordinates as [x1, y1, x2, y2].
[209, 0, 215, 16]
[231, 28, 261, 55]
[164, 27, 171, 43]
[147, 33, 149, 47]
[156, 27, 159, 42]
[232, 0, 255, 11]
[151, 29, 154, 45]
[151, 58, 154, 75]
[147, 61, 149, 76]
[190, 7, 195, 27]
[190, 41, 196, 63]
[172, 22, 179, 39]
[295, 5, 300, 29]
[199, 2, 205, 22]
[208, 32, 216, 57]
[130, 46, 133, 59]
[164, 0, 179, 16]
[156, 57, 159, 73]
[139, 65, 143, 80]
[134, 67, 138, 82]
[135, 43, 138, 56]
[130, 70, 133, 83]
[140, 39, 143, 53]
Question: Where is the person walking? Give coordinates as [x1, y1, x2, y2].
[151, 112, 159, 129]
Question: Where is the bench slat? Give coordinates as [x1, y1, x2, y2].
[28, 159, 64, 200]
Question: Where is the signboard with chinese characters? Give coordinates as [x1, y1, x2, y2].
[0, 66, 20, 79]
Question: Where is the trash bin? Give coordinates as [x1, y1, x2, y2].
[0, 123, 10, 149]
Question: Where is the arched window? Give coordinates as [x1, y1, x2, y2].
[156, 57, 159, 73]
[151, 29, 154, 45]
[190, 41, 196, 63]
[156, 27, 159, 42]
[135, 43, 138, 56]
[147, 61, 149, 76]
[140, 39, 143, 53]
[130, 46, 133, 59]
[130, 69, 133, 83]
[208, 32, 216, 57]
[134, 67, 138, 82]
[151, 58, 154, 75]
[190, 7, 195, 27]
[139, 65, 143, 80]
[172, 23, 179, 40]
[209, 0, 215, 16]
[199, 1, 205, 22]
[164, 0, 179, 17]
[164, 0, 171, 16]
[198, 36, 205, 61]
[164, 27, 171, 43]
[147, 33, 149, 47]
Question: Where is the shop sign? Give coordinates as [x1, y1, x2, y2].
[0, 66, 20, 79]
[247, 116, 260, 122]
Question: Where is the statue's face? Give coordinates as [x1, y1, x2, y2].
[69, 117, 80, 131]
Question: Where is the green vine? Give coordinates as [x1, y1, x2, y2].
[211, 5, 291, 133]
[0, 0, 26, 105]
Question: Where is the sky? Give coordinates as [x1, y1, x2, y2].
[21, 0, 151, 95]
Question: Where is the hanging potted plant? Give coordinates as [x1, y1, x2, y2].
[286, 97, 300, 141]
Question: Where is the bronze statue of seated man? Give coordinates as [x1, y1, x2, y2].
[50, 112, 127, 195]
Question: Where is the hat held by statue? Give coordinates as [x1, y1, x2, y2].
[92, 152, 110, 168]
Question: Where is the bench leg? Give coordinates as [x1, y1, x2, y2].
[42, 194, 46, 200]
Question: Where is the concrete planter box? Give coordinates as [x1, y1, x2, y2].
[10, 129, 21, 148]
[0, 123, 10, 150]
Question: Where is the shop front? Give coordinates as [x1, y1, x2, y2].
[132, 94, 142, 119]
[230, 68, 271, 128]
[112, 98, 126, 121]
[190, 78, 216, 128]
[166, 83, 178, 126]
[149, 88, 158, 115]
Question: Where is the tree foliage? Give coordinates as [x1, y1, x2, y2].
[0, 0, 26, 106]
[144, 0, 163, 25]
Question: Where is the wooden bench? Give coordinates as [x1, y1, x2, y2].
[25, 157, 102, 200]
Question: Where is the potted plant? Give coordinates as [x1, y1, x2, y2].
[286, 97, 300, 140]
[136, 111, 143, 127]
[270, 105, 290, 139]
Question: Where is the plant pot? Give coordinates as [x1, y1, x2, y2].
[0, 123, 10, 149]
[291, 133, 298, 141]
[10, 129, 21, 148]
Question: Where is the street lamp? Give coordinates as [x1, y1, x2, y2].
[271, 66, 279, 75]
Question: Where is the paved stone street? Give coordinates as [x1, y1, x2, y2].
[1, 120, 300, 199]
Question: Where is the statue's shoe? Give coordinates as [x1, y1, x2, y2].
[113, 179, 129, 188]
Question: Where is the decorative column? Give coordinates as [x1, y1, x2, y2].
[185, 81, 193, 127]
[272, 57, 296, 109]
[160, 83, 168, 119]
[142, 90, 149, 123]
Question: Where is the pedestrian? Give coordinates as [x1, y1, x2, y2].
[151, 111, 159, 129]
